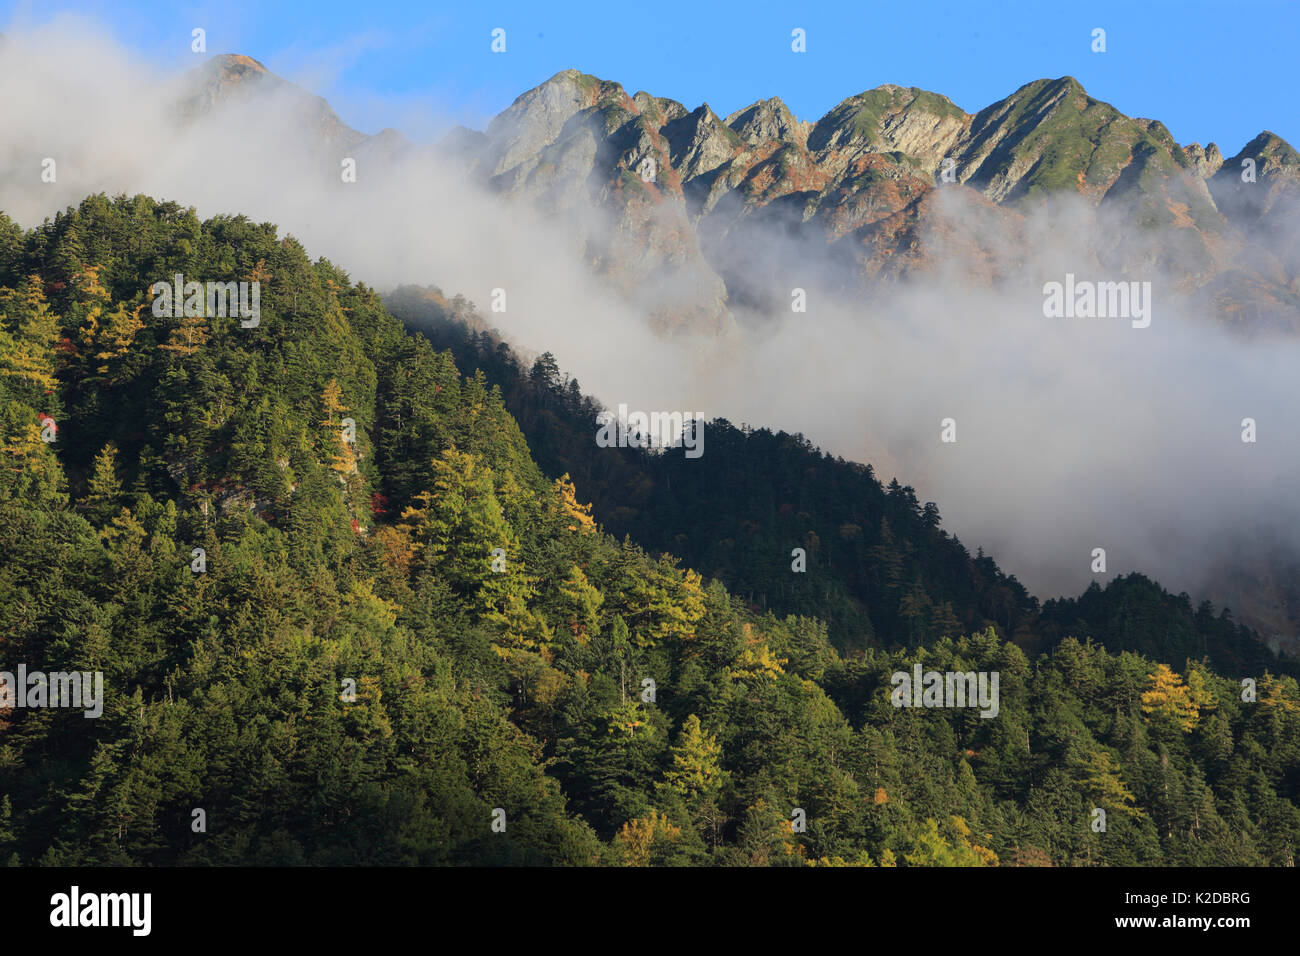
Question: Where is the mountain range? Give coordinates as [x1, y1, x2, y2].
[183, 55, 1300, 336]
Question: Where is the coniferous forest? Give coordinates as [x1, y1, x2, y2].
[1, 195, 1297, 868]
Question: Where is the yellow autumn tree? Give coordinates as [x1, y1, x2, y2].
[0, 276, 60, 395]
[73, 269, 145, 378]
[321, 378, 346, 423]
[72, 265, 109, 346]
[554, 473, 595, 533]
[1186, 663, 1218, 716]
[904, 816, 998, 867]
[249, 258, 272, 289]
[92, 302, 144, 375]
[320, 379, 356, 477]
[613, 811, 682, 866]
[0, 417, 51, 478]
[371, 524, 418, 576]
[557, 565, 603, 642]
[659, 714, 728, 807]
[1141, 663, 1199, 733]
[0, 277, 62, 498]
[807, 851, 877, 867]
[1259, 674, 1300, 715]
[487, 591, 554, 657]
[728, 622, 788, 681]
[69, 266, 139, 375]
[622, 556, 707, 647]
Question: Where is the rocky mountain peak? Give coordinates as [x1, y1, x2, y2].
[1183, 142, 1225, 178]
[1230, 131, 1300, 171]
[178, 53, 363, 150]
[725, 96, 806, 147]
[807, 84, 969, 162]
[1209, 130, 1300, 241]
[206, 53, 272, 78]
[484, 70, 615, 176]
[632, 90, 689, 127]
[663, 103, 742, 180]
[166, 58, 1300, 338]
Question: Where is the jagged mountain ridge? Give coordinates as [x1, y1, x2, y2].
[464, 69, 1300, 331]
[184, 56, 1300, 335]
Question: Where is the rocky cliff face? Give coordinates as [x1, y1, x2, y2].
[446, 70, 732, 335]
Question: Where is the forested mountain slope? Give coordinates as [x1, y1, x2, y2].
[385, 286, 1294, 682]
[0, 195, 1296, 866]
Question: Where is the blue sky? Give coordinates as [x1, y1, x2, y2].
[4, 0, 1298, 150]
